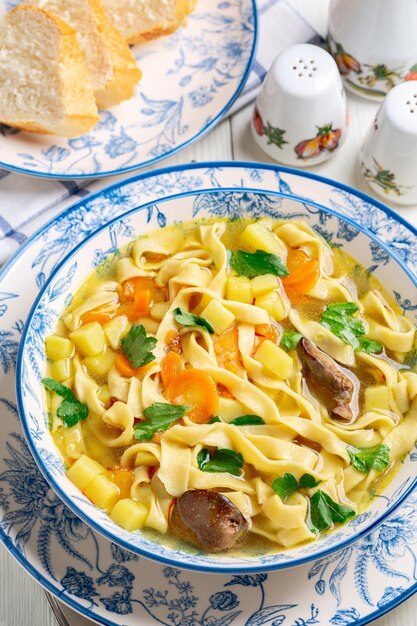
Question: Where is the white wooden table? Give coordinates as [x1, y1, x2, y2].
[2, 1, 417, 624]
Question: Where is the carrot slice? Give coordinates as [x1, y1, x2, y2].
[115, 352, 155, 380]
[117, 289, 151, 321]
[81, 310, 115, 325]
[282, 249, 320, 296]
[161, 351, 182, 387]
[213, 326, 240, 371]
[165, 329, 182, 353]
[255, 324, 279, 343]
[121, 276, 167, 305]
[165, 369, 218, 424]
[107, 467, 134, 500]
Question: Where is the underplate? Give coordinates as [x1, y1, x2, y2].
[0, 1, 256, 179]
[2, 163, 417, 626]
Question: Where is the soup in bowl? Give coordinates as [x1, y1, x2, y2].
[17, 189, 417, 573]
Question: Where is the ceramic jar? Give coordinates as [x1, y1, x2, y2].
[252, 43, 348, 167]
[360, 81, 417, 206]
[328, 0, 417, 101]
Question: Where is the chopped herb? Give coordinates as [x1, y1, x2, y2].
[121, 324, 157, 369]
[320, 302, 383, 354]
[133, 402, 188, 441]
[209, 416, 222, 423]
[173, 307, 214, 334]
[308, 490, 355, 533]
[281, 331, 303, 351]
[197, 447, 244, 476]
[347, 444, 390, 473]
[298, 473, 321, 489]
[42, 378, 88, 428]
[230, 414, 265, 426]
[272, 472, 320, 501]
[230, 249, 289, 279]
[272, 473, 299, 501]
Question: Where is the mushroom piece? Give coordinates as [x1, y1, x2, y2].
[170, 489, 249, 552]
[298, 337, 355, 421]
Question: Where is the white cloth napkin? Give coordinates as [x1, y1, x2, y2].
[0, 0, 317, 267]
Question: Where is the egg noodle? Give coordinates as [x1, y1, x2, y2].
[44, 218, 417, 552]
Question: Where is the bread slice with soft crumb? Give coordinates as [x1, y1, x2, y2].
[26, 0, 141, 108]
[0, 5, 98, 136]
[99, 0, 197, 44]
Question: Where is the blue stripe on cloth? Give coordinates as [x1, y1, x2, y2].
[59, 181, 91, 197]
[0, 215, 26, 244]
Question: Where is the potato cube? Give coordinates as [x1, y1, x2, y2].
[255, 291, 287, 321]
[103, 315, 129, 350]
[83, 350, 116, 377]
[50, 358, 72, 382]
[254, 339, 293, 379]
[217, 397, 245, 422]
[240, 221, 285, 255]
[151, 302, 171, 321]
[363, 385, 391, 413]
[45, 335, 74, 361]
[66, 454, 105, 491]
[226, 276, 253, 304]
[200, 299, 235, 334]
[84, 474, 120, 510]
[98, 385, 111, 408]
[251, 274, 279, 297]
[70, 322, 105, 356]
[110, 499, 148, 531]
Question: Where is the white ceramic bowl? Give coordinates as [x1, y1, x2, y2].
[17, 186, 417, 574]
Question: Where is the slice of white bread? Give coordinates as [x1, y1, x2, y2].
[99, 0, 197, 44]
[0, 5, 99, 136]
[26, 0, 142, 108]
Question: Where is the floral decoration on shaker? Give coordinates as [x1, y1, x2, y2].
[361, 158, 410, 197]
[295, 123, 342, 160]
[252, 107, 288, 149]
[333, 43, 361, 76]
[405, 63, 417, 81]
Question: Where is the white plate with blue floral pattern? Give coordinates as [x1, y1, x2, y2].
[2, 163, 417, 625]
[0, 1, 256, 179]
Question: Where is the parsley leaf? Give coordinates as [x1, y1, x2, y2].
[272, 473, 299, 501]
[308, 490, 355, 533]
[347, 444, 390, 473]
[230, 414, 265, 426]
[320, 302, 383, 354]
[272, 472, 320, 501]
[134, 402, 188, 441]
[281, 331, 303, 351]
[197, 447, 244, 476]
[230, 249, 289, 279]
[121, 324, 157, 369]
[209, 416, 222, 423]
[42, 378, 88, 428]
[298, 473, 321, 489]
[173, 307, 214, 334]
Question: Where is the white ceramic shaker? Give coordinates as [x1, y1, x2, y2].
[252, 43, 348, 167]
[360, 81, 417, 206]
[328, 0, 417, 101]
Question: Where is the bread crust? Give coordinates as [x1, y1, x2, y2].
[89, 0, 141, 108]
[107, 0, 198, 45]
[0, 5, 98, 137]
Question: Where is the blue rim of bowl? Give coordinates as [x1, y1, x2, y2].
[0, 3, 257, 180]
[1, 161, 417, 626]
[16, 183, 417, 575]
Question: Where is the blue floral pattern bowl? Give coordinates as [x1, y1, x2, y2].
[16, 176, 417, 575]
[2, 163, 417, 625]
[0, 0, 256, 178]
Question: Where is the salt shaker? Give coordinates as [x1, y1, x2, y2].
[252, 43, 348, 167]
[360, 81, 417, 206]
